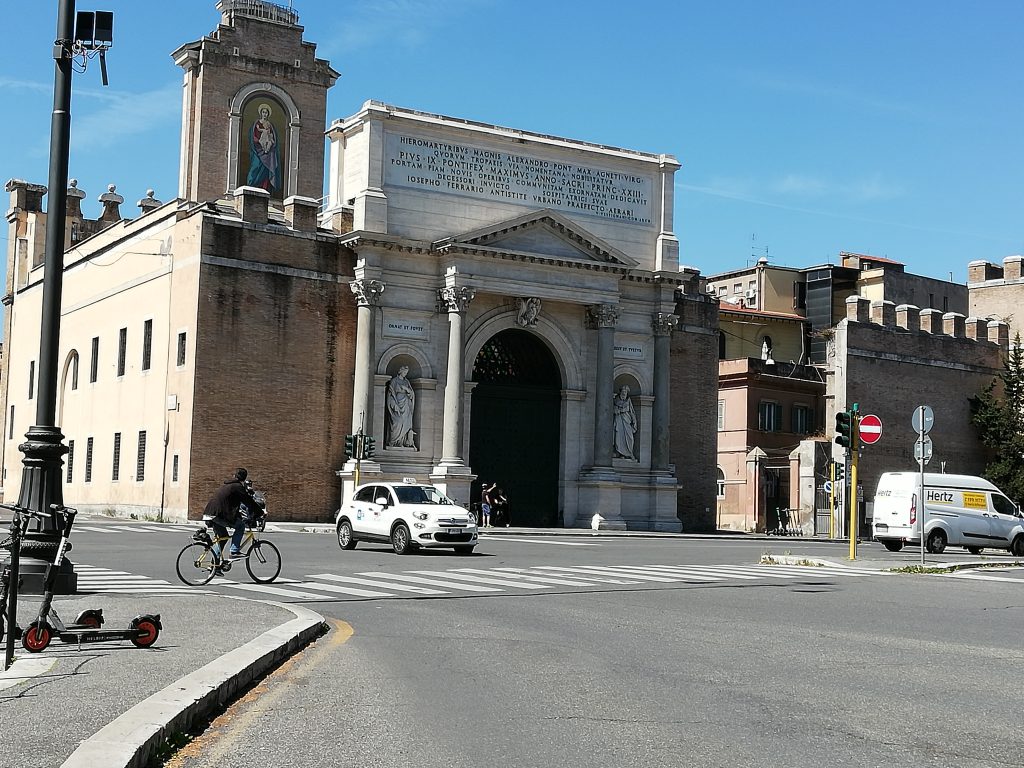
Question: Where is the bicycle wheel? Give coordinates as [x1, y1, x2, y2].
[175, 542, 218, 586]
[245, 539, 281, 583]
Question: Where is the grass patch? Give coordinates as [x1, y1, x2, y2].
[760, 553, 823, 567]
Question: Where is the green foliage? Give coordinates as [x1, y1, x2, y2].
[971, 334, 1024, 504]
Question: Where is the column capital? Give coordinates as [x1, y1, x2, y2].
[586, 303, 620, 329]
[350, 278, 385, 307]
[652, 312, 679, 336]
[438, 286, 475, 313]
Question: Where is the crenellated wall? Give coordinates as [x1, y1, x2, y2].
[832, 295, 1007, 531]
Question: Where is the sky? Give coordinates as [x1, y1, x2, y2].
[1, 0, 1022, 284]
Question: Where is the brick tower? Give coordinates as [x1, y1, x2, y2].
[172, 0, 339, 205]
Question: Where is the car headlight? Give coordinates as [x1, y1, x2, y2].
[413, 512, 429, 521]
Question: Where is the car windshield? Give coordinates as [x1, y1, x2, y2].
[393, 485, 452, 505]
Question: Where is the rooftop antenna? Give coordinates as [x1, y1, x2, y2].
[751, 233, 768, 267]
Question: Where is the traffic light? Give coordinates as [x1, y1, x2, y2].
[835, 411, 853, 449]
[834, 462, 845, 483]
[344, 434, 355, 458]
[363, 436, 376, 460]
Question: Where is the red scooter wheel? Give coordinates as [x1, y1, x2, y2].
[130, 618, 160, 648]
[22, 621, 52, 653]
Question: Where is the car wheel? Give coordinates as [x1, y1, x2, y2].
[1010, 535, 1024, 558]
[926, 528, 947, 555]
[391, 523, 412, 555]
[966, 546, 984, 555]
[336, 519, 357, 550]
[882, 540, 904, 552]
[454, 545, 475, 555]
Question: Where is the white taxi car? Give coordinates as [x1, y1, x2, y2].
[335, 479, 478, 555]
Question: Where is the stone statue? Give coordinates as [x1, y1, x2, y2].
[516, 297, 542, 327]
[612, 385, 638, 460]
[385, 365, 416, 448]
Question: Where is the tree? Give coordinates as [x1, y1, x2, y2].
[970, 334, 1024, 503]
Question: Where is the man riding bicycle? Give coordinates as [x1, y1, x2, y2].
[202, 468, 263, 559]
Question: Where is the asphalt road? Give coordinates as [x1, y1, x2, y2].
[11, 520, 1024, 767]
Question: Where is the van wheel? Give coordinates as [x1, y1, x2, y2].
[882, 541, 904, 552]
[966, 546, 983, 555]
[1010, 535, 1024, 558]
[925, 529, 947, 555]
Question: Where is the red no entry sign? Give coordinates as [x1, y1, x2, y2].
[859, 414, 882, 445]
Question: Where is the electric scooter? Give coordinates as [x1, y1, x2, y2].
[20, 504, 162, 653]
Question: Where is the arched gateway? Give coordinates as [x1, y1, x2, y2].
[469, 329, 561, 527]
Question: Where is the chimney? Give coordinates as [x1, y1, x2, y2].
[5, 179, 47, 212]
[942, 312, 965, 338]
[98, 184, 124, 223]
[964, 317, 987, 341]
[66, 179, 86, 217]
[987, 320, 1010, 349]
[136, 189, 163, 215]
[1003, 255, 1024, 281]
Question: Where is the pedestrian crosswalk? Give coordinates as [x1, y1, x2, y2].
[945, 566, 1024, 583]
[74, 561, 887, 601]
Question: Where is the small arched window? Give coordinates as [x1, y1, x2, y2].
[717, 467, 726, 499]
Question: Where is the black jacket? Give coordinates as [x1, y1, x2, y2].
[203, 478, 260, 525]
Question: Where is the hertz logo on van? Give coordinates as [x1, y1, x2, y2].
[926, 490, 954, 504]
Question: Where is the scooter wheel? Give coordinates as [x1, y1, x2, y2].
[129, 617, 160, 648]
[22, 621, 52, 653]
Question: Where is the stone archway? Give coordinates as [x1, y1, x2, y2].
[469, 329, 562, 527]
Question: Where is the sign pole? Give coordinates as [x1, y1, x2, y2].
[919, 407, 926, 567]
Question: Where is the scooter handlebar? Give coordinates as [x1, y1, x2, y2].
[0, 502, 52, 519]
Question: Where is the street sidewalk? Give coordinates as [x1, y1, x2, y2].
[0, 591, 324, 768]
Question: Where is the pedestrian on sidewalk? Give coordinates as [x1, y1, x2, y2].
[203, 468, 262, 559]
[492, 485, 509, 527]
[481, 482, 496, 528]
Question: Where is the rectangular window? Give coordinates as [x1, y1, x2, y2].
[136, 430, 146, 481]
[172, 453, 180, 483]
[733, 283, 742, 294]
[112, 432, 121, 481]
[142, 319, 153, 371]
[117, 327, 127, 376]
[71, 354, 79, 390]
[717, 400, 725, 431]
[85, 437, 94, 483]
[717, 286, 727, 297]
[66, 439, 75, 483]
[758, 401, 782, 432]
[90, 336, 99, 382]
[8, 405, 13, 440]
[791, 405, 813, 435]
[28, 360, 35, 400]
[176, 331, 187, 367]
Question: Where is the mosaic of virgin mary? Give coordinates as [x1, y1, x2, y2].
[245, 101, 282, 195]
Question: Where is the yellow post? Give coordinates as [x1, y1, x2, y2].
[829, 460, 836, 539]
[848, 409, 860, 560]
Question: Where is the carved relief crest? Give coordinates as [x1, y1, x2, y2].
[516, 297, 542, 327]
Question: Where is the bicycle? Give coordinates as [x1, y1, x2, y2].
[175, 517, 281, 586]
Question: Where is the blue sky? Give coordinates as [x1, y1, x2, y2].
[2, 0, 1021, 283]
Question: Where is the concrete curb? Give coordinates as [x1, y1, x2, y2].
[767, 554, 1023, 572]
[59, 601, 327, 768]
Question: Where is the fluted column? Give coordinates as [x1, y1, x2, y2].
[651, 312, 678, 470]
[439, 286, 475, 465]
[349, 279, 385, 433]
[587, 304, 619, 467]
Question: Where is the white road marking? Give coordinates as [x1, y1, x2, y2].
[308, 573, 445, 595]
[357, 572, 502, 592]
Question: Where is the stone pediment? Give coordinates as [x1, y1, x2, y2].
[434, 209, 638, 268]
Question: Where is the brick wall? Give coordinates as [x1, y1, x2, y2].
[669, 293, 719, 531]
[188, 217, 356, 521]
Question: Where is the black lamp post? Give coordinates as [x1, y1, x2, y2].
[13, 1, 113, 594]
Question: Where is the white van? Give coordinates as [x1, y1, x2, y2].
[872, 472, 1024, 556]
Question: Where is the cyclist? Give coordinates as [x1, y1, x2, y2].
[202, 468, 262, 559]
